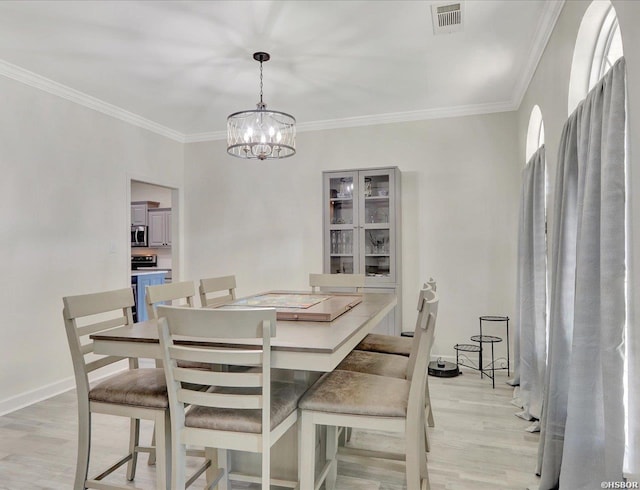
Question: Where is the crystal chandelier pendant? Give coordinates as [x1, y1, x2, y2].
[227, 52, 296, 160]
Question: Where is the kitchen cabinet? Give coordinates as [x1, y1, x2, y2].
[132, 271, 166, 322]
[131, 201, 159, 226]
[148, 208, 171, 247]
[323, 167, 402, 334]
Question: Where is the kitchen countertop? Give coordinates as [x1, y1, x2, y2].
[131, 269, 169, 277]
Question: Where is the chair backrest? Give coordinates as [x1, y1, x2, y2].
[309, 273, 365, 293]
[145, 281, 196, 320]
[199, 275, 237, 308]
[425, 277, 437, 292]
[157, 305, 276, 439]
[62, 288, 135, 400]
[406, 289, 439, 425]
[406, 286, 437, 378]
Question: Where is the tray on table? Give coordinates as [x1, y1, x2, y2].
[225, 291, 363, 322]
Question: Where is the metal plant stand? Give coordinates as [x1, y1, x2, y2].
[453, 315, 510, 389]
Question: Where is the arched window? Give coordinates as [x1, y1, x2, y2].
[589, 6, 623, 90]
[568, 0, 624, 115]
[525, 105, 545, 163]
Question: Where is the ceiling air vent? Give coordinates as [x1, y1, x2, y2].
[431, 2, 464, 34]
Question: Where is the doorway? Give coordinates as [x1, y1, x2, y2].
[129, 179, 180, 282]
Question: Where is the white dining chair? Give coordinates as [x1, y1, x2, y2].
[354, 279, 438, 433]
[62, 287, 169, 490]
[157, 304, 304, 490]
[356, 278, 437, 357]
[309, 272, 365, 292]
[298, 288, 438, 490]
[146, 280, 198, 320]
[199, 275, 237, 308]
[145, 280, 210, 466]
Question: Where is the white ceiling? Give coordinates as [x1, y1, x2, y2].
[0, 0, 564, 142]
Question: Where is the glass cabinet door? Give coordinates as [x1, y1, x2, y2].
[324, 168, 397, 285]
[359, 169, 395, 283]
[325, 172, 359, 275]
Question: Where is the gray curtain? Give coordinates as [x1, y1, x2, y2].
[538, 57, 626, 489]
[514, 145, 547, 421]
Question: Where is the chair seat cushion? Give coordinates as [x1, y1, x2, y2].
[185, 381, 306, 434]
[299, 370, 409, 417]
[89, 368, 168, 409]
[337, 350, 408, 379]
[356, 333, 412, 357]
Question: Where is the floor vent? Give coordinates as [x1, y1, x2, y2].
[431, 2, 464, 34]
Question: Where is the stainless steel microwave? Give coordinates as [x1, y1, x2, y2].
[131, 225, 148, 247]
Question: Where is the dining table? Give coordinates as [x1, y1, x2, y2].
[90, 290, 397, 486]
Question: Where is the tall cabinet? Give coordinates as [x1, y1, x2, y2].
[323, 167, 401, 334]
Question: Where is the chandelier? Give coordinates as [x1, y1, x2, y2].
[227, 52, 296, 160]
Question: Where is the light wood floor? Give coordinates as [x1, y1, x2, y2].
[0, 367, 540, 489]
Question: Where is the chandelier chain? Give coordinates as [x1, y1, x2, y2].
[259, 61, 264, 105]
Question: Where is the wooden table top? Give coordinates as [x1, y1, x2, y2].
[91, 292, 396, 372]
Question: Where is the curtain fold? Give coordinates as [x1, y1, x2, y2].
[514, 146, 547, 421]
[538, 57, 627, 489]
[537, 112, 579, 489]
[559, 54, 626, 490]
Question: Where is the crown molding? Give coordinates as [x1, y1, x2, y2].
[512, 0, 565, 110]
[184, 130, 228, 143]
[0, 59, 185, 143]
[296, 101, 518, 133]
[183, 100, 518, 143]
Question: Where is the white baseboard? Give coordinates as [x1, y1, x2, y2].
[0, 362, 129, 417]
[0, 375, 77, 417]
